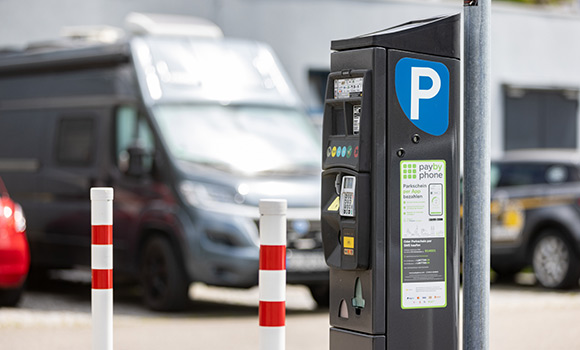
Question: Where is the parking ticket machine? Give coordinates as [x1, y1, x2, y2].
[321, 14, 461, 350]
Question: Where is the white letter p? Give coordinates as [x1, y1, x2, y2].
[410, 67, 441, 120]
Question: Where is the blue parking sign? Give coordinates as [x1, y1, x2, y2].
[395, 57, 450, 136]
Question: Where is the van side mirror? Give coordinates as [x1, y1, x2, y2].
[124, 144, 148, 177]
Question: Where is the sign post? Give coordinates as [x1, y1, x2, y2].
[464, 0, 492, 347]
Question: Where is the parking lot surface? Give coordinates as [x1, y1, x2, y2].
[1, 274, 579, 349]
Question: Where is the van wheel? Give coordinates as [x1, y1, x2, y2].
[140, 236, 190, 311]
[308, 284, 329, 308]
[532, 229, 580, 289]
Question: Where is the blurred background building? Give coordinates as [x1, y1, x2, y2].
[1, 0, 580, 158]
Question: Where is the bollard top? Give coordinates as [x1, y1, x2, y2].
[259, 199, 287, 215]
[91, 187, 114, 201]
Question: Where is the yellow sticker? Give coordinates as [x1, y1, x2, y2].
[327, 196, 340, 211]
[343, 236, 354, 249]
[332, 146, 337, 157]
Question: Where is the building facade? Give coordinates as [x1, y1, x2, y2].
[2, 0, 580, 157]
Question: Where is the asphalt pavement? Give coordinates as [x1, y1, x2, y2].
[1, 273, 580, 349]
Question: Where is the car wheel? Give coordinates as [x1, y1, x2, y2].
[140, 236, 190, 311]
[491, 266, 520, 284]
[308, 283, 329, 308]
[0, 286, 24, 307]
[532, 230, 580, 289]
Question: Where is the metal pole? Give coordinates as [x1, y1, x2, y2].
[258, 199, 287, 350]
[463, 0, 491, 348]
[91, 187, 114, 350]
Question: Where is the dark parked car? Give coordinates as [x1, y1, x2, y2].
[491, 149, 580, 289]
[0, 177, 29, 306]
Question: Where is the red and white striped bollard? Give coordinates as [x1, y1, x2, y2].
[91, 187, 114, 350]
[259, 199, 287, 350]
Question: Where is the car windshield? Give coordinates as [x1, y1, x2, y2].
[153, 104, 321, 175]
[490, 163, 501, 190]
[491, 162, 572, 189]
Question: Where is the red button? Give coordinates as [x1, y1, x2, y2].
[354, 146, 359, 158]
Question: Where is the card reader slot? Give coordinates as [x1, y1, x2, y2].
[321, 169, 370, 270]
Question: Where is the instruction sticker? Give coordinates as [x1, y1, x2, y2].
[334, 77, 363, 99]
[400, 160, 447, 309]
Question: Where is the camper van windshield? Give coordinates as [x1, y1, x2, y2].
[153, 104, 321, 175]
[133, 37, 299, 105]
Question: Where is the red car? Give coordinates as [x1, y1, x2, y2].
[0, 177, 29, 306]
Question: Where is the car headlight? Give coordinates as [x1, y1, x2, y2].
[179, 180, 237, 208]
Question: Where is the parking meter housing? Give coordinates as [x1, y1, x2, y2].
[321, 14, 461, 350]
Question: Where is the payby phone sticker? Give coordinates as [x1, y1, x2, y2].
[400, 160, 447, 309]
